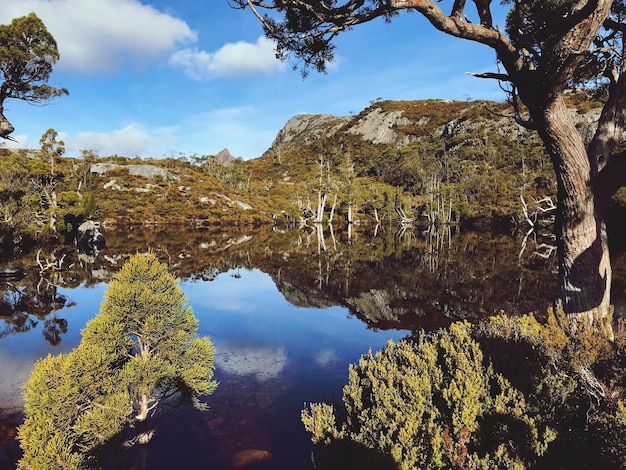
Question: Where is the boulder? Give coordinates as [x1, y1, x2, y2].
[76, 220, 105, 255]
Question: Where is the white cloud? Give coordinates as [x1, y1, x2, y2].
[314, 348, 338, 368]
[27, 105, 277, 160]
[0, 345, 41, 408]
[180, 106, 280, 158]
[170, 36, 285, 80]
[1, 134, 30, 150]
[68, 124, 169, 157]
[0, 0, 196, 74]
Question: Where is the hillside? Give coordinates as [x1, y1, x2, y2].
[1, 95, 616, 244]
[245, 98, 569, 228]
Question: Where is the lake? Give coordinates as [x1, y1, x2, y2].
[1, 224, 625, 468]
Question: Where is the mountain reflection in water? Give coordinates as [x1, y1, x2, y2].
[0, 225, 624, 468]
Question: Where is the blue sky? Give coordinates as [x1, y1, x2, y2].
[1, 1, 510, 160]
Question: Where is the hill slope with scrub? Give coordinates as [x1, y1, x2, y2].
[2, 94, 621, 246]
[246, 94, 608, 228]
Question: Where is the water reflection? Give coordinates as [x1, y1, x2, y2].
[0, 225, 571, 347]
[215, 341, 287, 381]
[0, 224, 624, 468]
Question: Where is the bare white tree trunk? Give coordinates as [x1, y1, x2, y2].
[329, 193, 337, 223]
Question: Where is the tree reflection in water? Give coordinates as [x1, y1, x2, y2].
[0, 273, 71, 345]
[0, 225, 569, 344]
[0, 224, 624, 468]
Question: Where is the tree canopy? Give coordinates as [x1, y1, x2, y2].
[18, 253, 217, 469]
[0, 13, 68, 139]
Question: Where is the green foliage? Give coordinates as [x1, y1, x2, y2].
[304, 311, 626, 469]
[38, 129, 65, 160]
[18, 353, 90, 469]
[0, 13, 68, 103]
[504, 0, 576, 51]
[18, 253, 217, 469]
[303, 322, 554, 469]
[475, 310, 626, 467]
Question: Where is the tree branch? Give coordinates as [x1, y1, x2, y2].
[594, 150, 626, 208]
[543, 0, 614, 93]
[236, 0, 522, 77]
[466, 71, 511, 81]
[588, 48, 626, 171]
[604, 17, 626, 34]
[473, 0, 493, 27]
[451, 0, 466, 20]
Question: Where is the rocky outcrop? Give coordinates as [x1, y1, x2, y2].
[214, 148, 241, 166]
[199, 192, 253, 211]
[91, 163, 178, 180]
[348, 107, 411, 145]
[76, 220, 105, 255]
[268, 114, 350, 152]
[267, 98, 610, 157]
[231, 449, 272, 468]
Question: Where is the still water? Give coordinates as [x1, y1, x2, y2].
[0, 224, 624, 468]
[0, 235, 414, 468]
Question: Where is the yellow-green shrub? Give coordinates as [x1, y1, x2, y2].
[303, 322, 554, 469]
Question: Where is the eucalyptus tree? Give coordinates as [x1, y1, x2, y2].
[0, 13, 68, 140]
[234, 0, 626, 329]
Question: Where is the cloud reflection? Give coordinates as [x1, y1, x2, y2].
[0, 348, 37, 408]
[215, 341, 287, 381]
[314, 349, 338, 369]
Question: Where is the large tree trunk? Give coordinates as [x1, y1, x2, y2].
[539, 97, 612, 329]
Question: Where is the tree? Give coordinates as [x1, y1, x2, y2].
[28, 129, 65, 232]
[18, 253, 218, 469]
[0, 13, 68, 140]
[234, 0, 626, 329]
[0, 150, 28, 227]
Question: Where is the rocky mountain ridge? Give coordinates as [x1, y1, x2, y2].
[266, 98, 604, 157]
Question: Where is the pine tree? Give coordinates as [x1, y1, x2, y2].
[18, 253, 217, 469]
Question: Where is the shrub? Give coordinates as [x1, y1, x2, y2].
[303, 322, 555, 469]
[304, 311, 626, 469]
[18, 253, 217, 469]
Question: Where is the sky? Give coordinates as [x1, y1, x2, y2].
[0, 0, 511, 160]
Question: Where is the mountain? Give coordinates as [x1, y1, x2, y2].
[214, 148, 242, 166]
[82, 96, 616, 230]
[246, 95, 617, 230]
[266, 97, 603, 156]
[2, 95, 618, 238]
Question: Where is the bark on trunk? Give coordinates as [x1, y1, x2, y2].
[49, 190, 58, 232]
[315, 191, 326, 224]
[136, 393, 155, 444]
[540, 98, 612, 330]
[0, 107, 14, 139]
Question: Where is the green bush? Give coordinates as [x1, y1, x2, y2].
[304, 311, 626, 469]
[18, 253, 218, 469]
[303, 322, 555, 469]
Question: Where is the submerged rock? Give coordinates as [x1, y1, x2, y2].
[231, 449, 272, 468]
